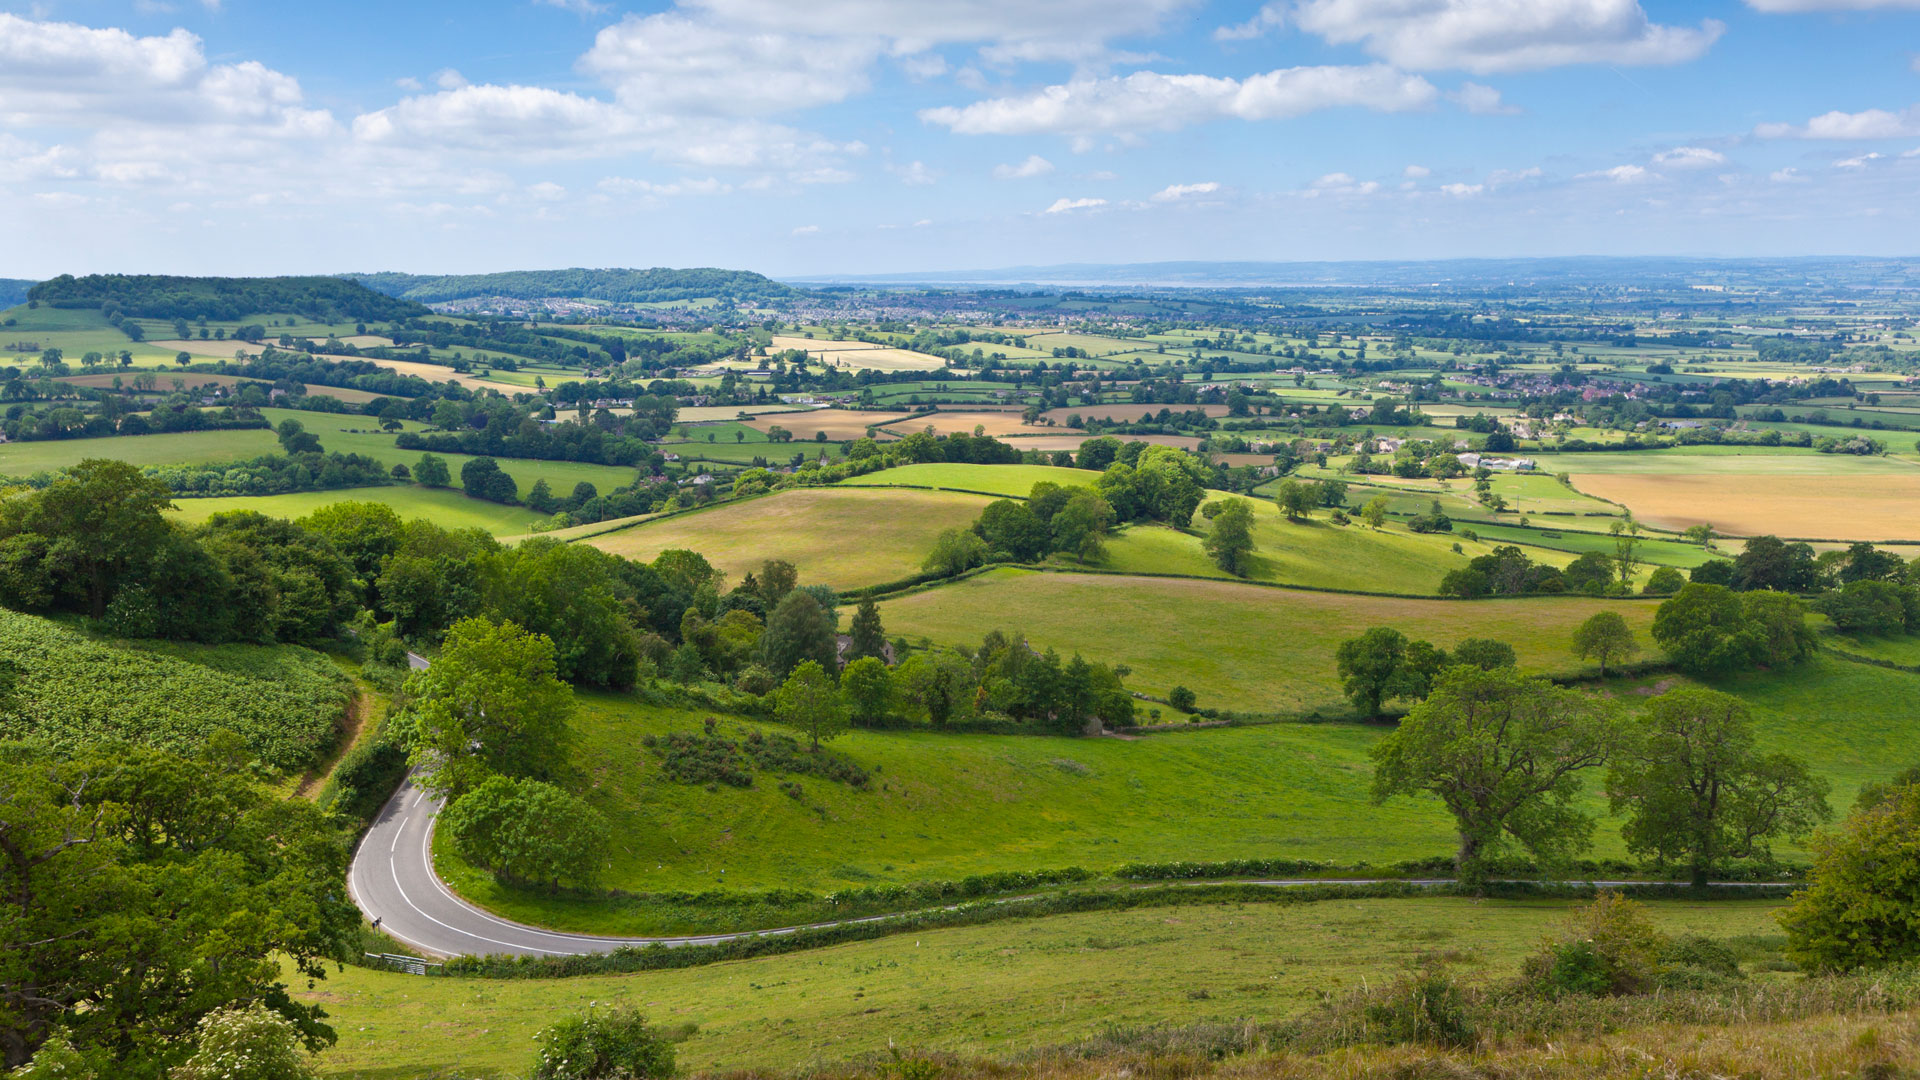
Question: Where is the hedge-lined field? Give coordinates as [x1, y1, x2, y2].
[0, 609, 352, 771]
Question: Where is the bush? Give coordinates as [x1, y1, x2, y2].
[317, 728, 408, 824]
[1782, 784, 1920, 971]
[442, 776, 610, 890]
[169, 1003, 318, 1080]
[1520, 893, 1667, 997]
[1360, 958, 1478, 1048]
[531, 1007, 674, 1080]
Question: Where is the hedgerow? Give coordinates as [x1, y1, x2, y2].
[0, 609, 351, 771]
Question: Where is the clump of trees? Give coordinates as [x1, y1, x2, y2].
[1651, 583, 1814, 676]
[927, 481, 1116, 575]
[1781, 765, 1920, 970]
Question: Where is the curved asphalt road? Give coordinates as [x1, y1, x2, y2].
[347, 655, 1790, 958]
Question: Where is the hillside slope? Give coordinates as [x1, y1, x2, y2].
[347, 266, 796, 304]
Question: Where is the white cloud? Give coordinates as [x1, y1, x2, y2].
[598, 175, 727, 196]
[1450, 81, 1518, 114]
[791, 224, 820, 234]
[897, 52, 949, 80]
[434, 68, 469, 90]
[1439, 182, 1482, 196]
[1834, 151, 1884, 168]
[395, 76, 423, 91]
[1755, 105, 1920, 139]
[537, 0, 612, 13]
[1770, 166, 1805, 182]
[526, 180, 568, 200]
[686, 0, 1196, 60]
[1044, 196, 1107, 213]
[1579, 163, 1652, 182]
[889, 159, 938, 185]
[993, 154, 1055, 178]
[580, 13, 881, 117]
[921, 64, 1437, 135]
[1653, 146, 1725, 168]
[914, 218, 933, 225]
[1487, 166, 1542, 185]
[1403, 164, 1431, 178]
[1289, 0, 1723, 74]
[1305, 172, 1380, 196]
[1215, 2, 1286, 40]
[1152, 180, 1219, 200]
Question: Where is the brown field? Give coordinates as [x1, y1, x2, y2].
[769, 334, 948, 372]
[310, 353, 526, 392]
[1042, 402, 1230, 424]
[583, 487, 992, 588]
[53, 372, 385, 404]
[744, 409, 908, 442]
[146, 339, 254, 358]
[1573, 473, 1920, 540]
[675, 404, 811, 423]
[878, 410, 1070, 438]
[1212, 452, 1279, 467]
[999, 433, 1207, 452]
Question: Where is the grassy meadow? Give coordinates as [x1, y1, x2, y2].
[169, 486, 550, 535]
[877, 568, 1660, 713]
[302, 896, 1791, 1078]
[584, 488, 996, 588]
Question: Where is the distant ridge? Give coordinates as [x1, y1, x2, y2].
[0, 279, 33, 308]
[789, 256, 1920, 290]
[27, 274, 425, 322]
[347, 267, 797, 305]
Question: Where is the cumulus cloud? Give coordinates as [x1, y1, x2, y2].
[1289, 0, 1723, 74]
[1653, 146, 1726, 168]
[1215, 2, 1286, 40]
[1305, 172, 1380, 196]
[1755, 105, 1920, 139]
[1439, 181, 1483, 196]
[598, 175, 728, 196]
[580, 13, 881, 116]
[921, 64, 1437, 135]
[1043, 196, 1107, 213]
[686, 0, 1195, 61]
[1450, 81, 1518, 114]
[1834, 151, 1885, 168]
[1151, 181, 1219, 200]
[1743, 1, 1920, 10]
[993, 154, 1055, 178]
[889, 159, 937, 184]
[1579, 163, 1651, 182]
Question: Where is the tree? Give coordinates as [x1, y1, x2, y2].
[274, 419, 321, 455]
[526, 478, 557, 514]
[923, 527, 988, 576]
[406, 617, 577, 798]
[1816, 579, 1914, 636]
[1048, 491, 1113, 564]
[460, 457, 518, 505]
[1202, 498, 1257, 575]
[1274, 480, 1316, 520]
[840, 655, 895, 726]
[169, 1004, 318, 1080]
[1606, 688, 1830, 887]
[1780, 783, 1920, 971]
[412, 454, 451, 488]
[1167, 685, 1197, 712]
[761, 590, 837, 678]
[530, 1007, 674, 1080]
[1361, 495, 1389, 529]
[1571, 611, 1638, 676]
[1854, 763, 1920, 814]
[0, 458, 175, 619]
[846, 598, 887, 662]
[776, 660, 848, 749]
[441, 775, 610, 889]
[1609, 516, 1644, 587]
[755, 559, 798, 607]
[479, 540, 641, 688]
[1334, 627, 1439, 717]
[0, 741, 355, 1075]
[1372, 665, 1623, 888]
[1732, 535, 1822, 593]
[975, 499, 1049, 561]
[1642, 566, 1686, 595]
[1452, 637, 1516, 670]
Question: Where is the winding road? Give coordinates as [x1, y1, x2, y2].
[345, 656, 1791, 958]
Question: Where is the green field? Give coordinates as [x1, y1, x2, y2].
[169, 485, 549, 535]
[0, 426, 281, 476]
[841, 462, 1096, 496]
[303, 896, 1789, 1078]
[585, 487, 995, 589]
[879, 569, 1659, 713]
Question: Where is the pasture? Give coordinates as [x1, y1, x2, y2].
[841, 462, 1096, 496]
[583, 487, 995, 589]
[303, 896, 1787, 1077]
[168, 485, 549, 535]
[744, 409, 907, 441]
[878, 568, 1660, 713]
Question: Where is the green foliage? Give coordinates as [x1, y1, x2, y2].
[1643, 566, 1686, 595]
[1652, 583, 1813, 676]
[461, 456, 520, 505]
[1372, 665, 1622, 887]
[1521, 893, 1668, 998]
[530, 1006, 676, 1080]
[406, 617, 577, 798]
[846, 598, 888, 663]
[1359, 959, 1477, 1048]
[922, 526, 989, 576]
[840, 655, 895, 726]
[1202, 498, 1257, 576]
[442, 775, 611, 890]
[412, 453, 451, 488]
[0, 741, 357, 1076]
[480, 538, 642, 688]
[169, 1003, 319, 1080]
[1571, 610, 1638, 676]
[1452, 638, 1517, 671]
[0, 608, 350, 771]
[1781, 783, 1920, 971]
[1817, 579, 1918, 636]
[762, 591, 837, 678]
[28, 272, 423, 321]
[0, 458, 173, 619]
[316, 723, 409, 824]
[975, 499, 1049, 561]
[1607, 688, 1830, 886]
[1333, 627, 1447, 716]
[775, 660, 848, 750]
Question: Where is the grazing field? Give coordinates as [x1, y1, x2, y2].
[841, 462, 1097, 496]
[303, 896, 1787, 1078]
[0, 426, 280, 475]
[880, 569, 1659, 713]
[770, 334, 948, 372]
[168, 485, 549, 535]
[583, 487, 994, 588]
[743, 409, 907, 441]
[1568, 472, 1920, 540]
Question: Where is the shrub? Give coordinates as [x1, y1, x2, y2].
[169, 1003, 317, 1080]
[531, 1007, 674, 1080]
[1360, 958, 1478, 1048]
[1520, 893, 1668, 997]
[1782, 784, 1920, 971]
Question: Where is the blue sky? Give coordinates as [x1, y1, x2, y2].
[2, 0, 1918, 277]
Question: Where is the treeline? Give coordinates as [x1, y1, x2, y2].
[27, 273, 425, 322]
[348, 266, 797, 304]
